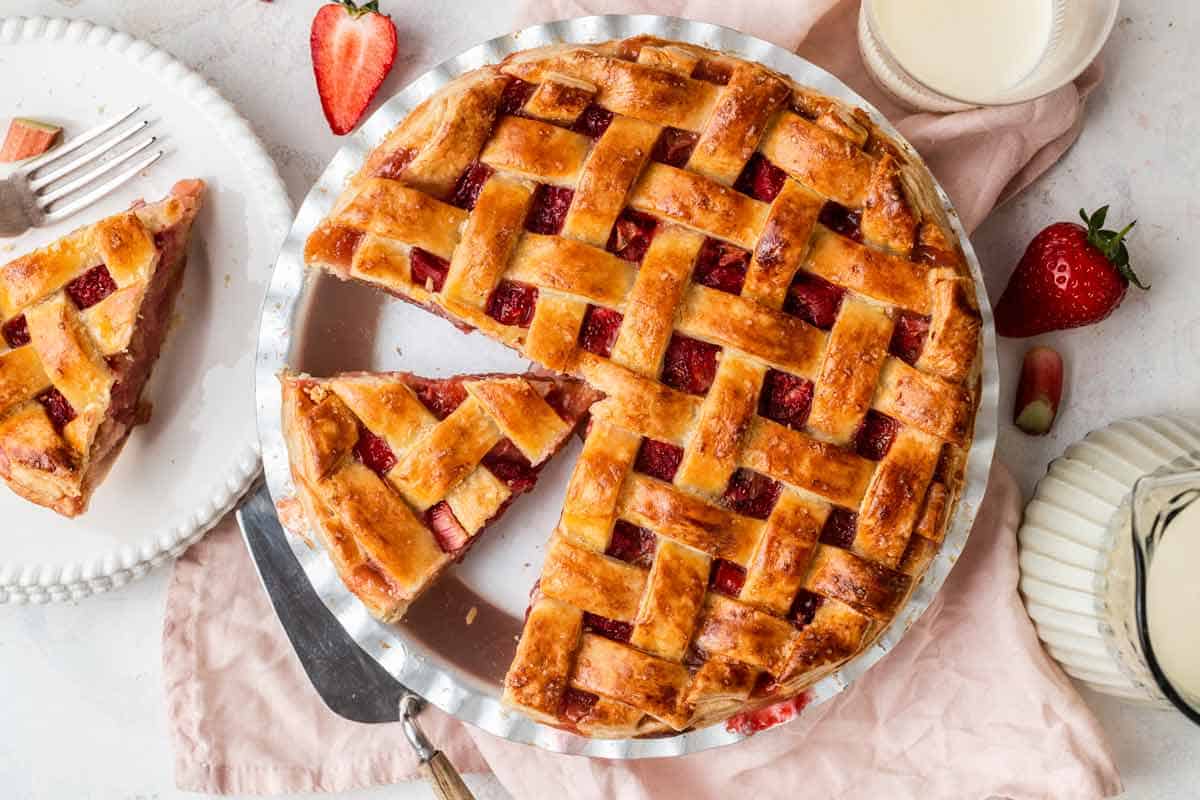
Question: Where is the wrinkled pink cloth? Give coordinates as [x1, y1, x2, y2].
[164, 1, 1119, 797]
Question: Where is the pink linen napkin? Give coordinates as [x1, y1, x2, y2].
[164, 1, 1118, 796]
[165, 466, 1120, 798]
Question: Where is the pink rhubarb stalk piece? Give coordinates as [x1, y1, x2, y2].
[1014, 346, 1064, 435]
[0, 118, 61, 163]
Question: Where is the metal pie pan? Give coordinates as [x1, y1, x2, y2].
[254, 14, 1000, 758]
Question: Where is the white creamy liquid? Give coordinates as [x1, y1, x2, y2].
[1146, 498, 1200, 705]
[870, 0, 1054, 100]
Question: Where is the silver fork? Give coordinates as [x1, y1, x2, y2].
[0, 106, 164, 237]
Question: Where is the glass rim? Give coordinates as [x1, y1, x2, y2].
[860, 0, 1119, 107]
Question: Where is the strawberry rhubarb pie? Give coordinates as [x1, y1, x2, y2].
[285, 36, 983, 737]
[0, 180, 204, 516]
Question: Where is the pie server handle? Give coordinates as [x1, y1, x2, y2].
[401, 693, 477, 800]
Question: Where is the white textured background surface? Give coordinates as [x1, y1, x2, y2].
[1, 1, 1198, 798]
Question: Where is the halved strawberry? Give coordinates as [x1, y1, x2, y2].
[0, 118, 61, 163]
[310, 1, 397, 135]
[1014, 346, 1064, 435]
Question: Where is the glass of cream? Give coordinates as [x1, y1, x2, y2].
[858, 0, 1120, 112]
[1124, 461, 1200, 725]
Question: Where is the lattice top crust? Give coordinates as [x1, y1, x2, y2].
[0, 181, 203, 516]
[300, 36, 982, 737]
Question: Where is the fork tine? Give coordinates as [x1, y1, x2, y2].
[41, 149, 164, 224]
[22, 105, 142, 173]
[37, 136, 159, 206]
[28, 119, 151, 191]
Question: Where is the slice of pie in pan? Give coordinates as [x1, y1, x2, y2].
[0, 180, 205, 517]
[279, 370, 599, 622]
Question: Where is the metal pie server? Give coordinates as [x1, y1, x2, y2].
[236, 481, 476, 800]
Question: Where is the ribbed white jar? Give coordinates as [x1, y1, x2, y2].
[1017, 415, 1200, 705]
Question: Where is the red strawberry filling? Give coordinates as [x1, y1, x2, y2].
[784, 272, 845, 330]
[605, 520, 657, 568]
[721, 468, 783, 520]
[524, 185, 574, 235]
[605, 210, 658, 262]
[759, 369, 813, 430]
[449, 161, 494, 210]
[818, 200, 863, 242]
[499, 78, 536, 116]
[583, 612, 633, 643]
[734, 153, 788, 203]
[425, 501, 471, 554]
[889, 312, 931, 365]
[694, 238, 750, 295]
[660, 334, 720, 395]
[789, 589, 825, 627]
[409, 378, 468, 420]
[709, 559, 747, 598]
[372, 147, 415, 180]
[855, 410, 899, 461]
[571, 104, 614, 138]
[561, 687, 600, 724]
[578, 305, 623, 357]
[486, 280, 538, 327]
[725, 692, 811, 736]
[65, 264, 118, 310]
[820, 507, 858, 550]
[481, 439, 540, 493]
[2, 314, 29, 349]
[353, 427, 397, 475]
[634, 438, 684, 482]
[409, 248, 451, 293]
[36, 387, 76, 431]
[651, 127, 699, 168]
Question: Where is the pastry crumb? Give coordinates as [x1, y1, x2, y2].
[465, 606, 478, 625]
[380, 640, 391, 650]
[275, 495, 314, 548]
[224, 273, 232, 288]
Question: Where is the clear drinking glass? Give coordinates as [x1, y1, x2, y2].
[857, 0, 1121, 112]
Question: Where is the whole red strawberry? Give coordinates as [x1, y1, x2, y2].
[994, 207, 1147, 337]
[311, 1, 397, 135]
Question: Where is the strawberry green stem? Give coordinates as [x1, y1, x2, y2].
[336, 0, 380, 18]
[1079, 206, 1149, 290]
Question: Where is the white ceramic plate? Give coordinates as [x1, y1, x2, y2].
[0, 17, 290, 604]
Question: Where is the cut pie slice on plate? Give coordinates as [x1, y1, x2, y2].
[0, 180, 205, 517]
[279, 370, 600, 621]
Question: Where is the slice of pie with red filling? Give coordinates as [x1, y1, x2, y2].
[280, 370, 599, 621]
[0, 180, 204, 516]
